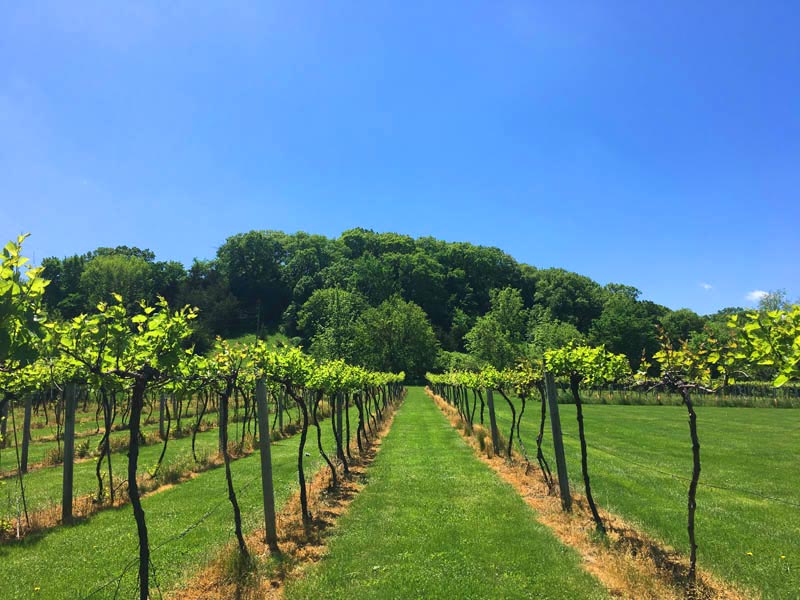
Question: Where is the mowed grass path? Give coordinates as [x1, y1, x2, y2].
[0, 406, 358, 599]
[491, 400, 800, 599]
[286, 388, 609, 600]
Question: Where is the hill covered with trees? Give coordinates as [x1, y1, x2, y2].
[39, 228, 751, 379]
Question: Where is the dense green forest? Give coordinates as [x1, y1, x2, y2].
[39, 228, 748, 379]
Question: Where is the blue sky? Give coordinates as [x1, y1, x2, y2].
[2, 1, 798, 315]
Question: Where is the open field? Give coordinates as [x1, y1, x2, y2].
[490, 396, 800, 599]
[286, 387, 609, 600]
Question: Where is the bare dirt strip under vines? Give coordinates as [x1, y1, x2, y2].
[426, 387, 750, 600]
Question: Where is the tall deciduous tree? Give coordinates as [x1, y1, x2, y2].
[757, 289, 794, 312]
[216, 231, 290, 329]
[297, 287, 366, 362]
[659, 308, 705, 344]
[353, 296, 438, 380]
[80, 254, 154, 310]
[528, 319, 584, 355]
[589, 290, 658, 368]
[534, 269, 604, 333]
[465, 287, 528, 369]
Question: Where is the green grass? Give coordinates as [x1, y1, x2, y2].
[488, 395, 800, 599]
[0, 420, 226, 520]
[2, 400, 213, 444]
[0, 403, 270, 519]
[566, 386, 800, 409]
[0, 409, 219, 478]
[0, 401, 223, 480]
[286, 388, 609, 600]
[0, 405, 359, 599]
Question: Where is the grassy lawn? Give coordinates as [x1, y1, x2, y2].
[0, 410, 220, 478]
[0, 421, 225, 520]
[286, 387, 609, 600]
[0, 405, 359, 599]
[3, 401, 215, 445]
[490, 397, 800, 599]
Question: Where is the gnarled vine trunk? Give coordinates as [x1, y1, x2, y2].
[220, 384, 248, 557]
[535, 383, 554, 490]
[680, 386, 701, 586]
[192, 390, 208, 462]
[497, 389, 516, 459]
[570, 374, 605, 535]
[313, 391, 337, 487]
[128, 378, 151, 600]
[287, 386, 311, 525]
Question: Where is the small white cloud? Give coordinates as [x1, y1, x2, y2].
[745, 290, 769, 303]
[700, 283, 713, 291]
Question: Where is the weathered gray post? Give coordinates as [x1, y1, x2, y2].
[21, 395, 32, 473]
[0, 399, 8, 448]
[545, 371, 571, 511]
[62, 383, 77, 523]
[159, 394, 167, 440]
[255, 379, 279, 552]
[275, 390, 282, 432]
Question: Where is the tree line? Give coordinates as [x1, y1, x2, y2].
[37, 228, 793, 379]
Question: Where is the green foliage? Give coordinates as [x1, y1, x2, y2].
[41, 245, 186, 320]
[464, 287, 528, 369]
[79, 254, 154, 311]
[28, 229, 798, 395]
[434, 350, 485, 372]
[640, 333, 724, 390]
[353, 296, 438, 380]
[757, 289, 794, 312]
[730, 305, 800, 387]
[43, 294, 198, 386]
[533, 269, 604, 333]
[659, 308, 705, 344]
[589, 292, 658, 369]
[528, 319, 584, 356]
[546, 345, 631, 386]
[297, 287, 366, 362]
[0, 234, 48, 372]
[215, 230, 291, 328]
[37, 228, 704, 374]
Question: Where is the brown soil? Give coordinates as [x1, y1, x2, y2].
[170, 397, 403, 600]
[426, 388, 752, 600]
